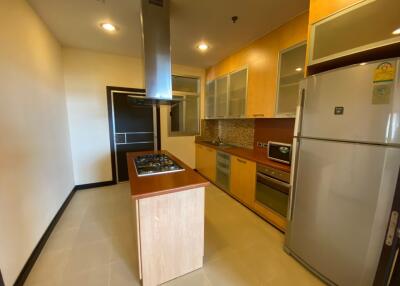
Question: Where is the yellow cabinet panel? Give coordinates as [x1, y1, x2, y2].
[309, 0, 361, 24]
[230, 155, 256, 208]
[195, 144, 216, 182]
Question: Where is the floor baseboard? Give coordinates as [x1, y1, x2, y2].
[12, 180, 116, 286]
[13, 187, 77, 286]
[74, 180, 115, 191]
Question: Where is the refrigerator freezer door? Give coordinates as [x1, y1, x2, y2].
[301, 59, 400, 144]
[285, 138, 400, 286]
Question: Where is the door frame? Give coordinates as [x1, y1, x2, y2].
[106, 86, 161, 183]
[0, 269, 4, 286]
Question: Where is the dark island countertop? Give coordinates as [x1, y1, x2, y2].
[127, 150, 210, 199]
[196, 141, 291, 173]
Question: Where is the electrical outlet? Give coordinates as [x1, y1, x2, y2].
[257, 142, 263, 147]
[262, 143, 268, 148]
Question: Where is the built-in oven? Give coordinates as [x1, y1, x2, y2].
[255, 164, 290, 218]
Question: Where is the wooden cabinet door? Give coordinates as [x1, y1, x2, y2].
[246, 60, 275, 119]
[230, 155, 256, 207]
[195, 144, 205, 174]
[195, 144, 216, 182]
[203, 146, 216, 182]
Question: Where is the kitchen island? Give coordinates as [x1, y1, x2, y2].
[127, 150, 209, 286]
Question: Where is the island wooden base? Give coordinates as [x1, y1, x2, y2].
[132, 187, 205, 286]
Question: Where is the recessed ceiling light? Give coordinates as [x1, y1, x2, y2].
[197, 43, 209, 51]
[295, 67, 302, 72]
[101, 23, 116, 32]
[359, 62, 367, 66]
[393, 27, 400, 35]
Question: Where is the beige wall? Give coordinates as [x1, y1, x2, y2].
[63, 48, 205, 184]
[63, 49, 143, 184]
[0, 1, 75, 285]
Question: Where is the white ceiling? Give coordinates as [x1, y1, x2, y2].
[28, 0, 309, 68]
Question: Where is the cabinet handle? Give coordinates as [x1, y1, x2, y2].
[253, 114, 264, 117]
[237, 158, 247, 164]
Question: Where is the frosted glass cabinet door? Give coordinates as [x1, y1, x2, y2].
[215, 76, 228, 118]
[205, 81, 215, 118]
[276, 43, 306, 116]
[228, 68, 247, 118]
[309, 0, 400, 65]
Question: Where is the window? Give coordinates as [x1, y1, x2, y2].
[169, 75, 200, 136]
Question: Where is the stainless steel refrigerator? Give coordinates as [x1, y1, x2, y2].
[285, 58, 400, 286]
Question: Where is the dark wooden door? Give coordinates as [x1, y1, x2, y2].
[110, 89, 160, 182]
[374, 168, 400, 286]
[0, 269, 4, 286]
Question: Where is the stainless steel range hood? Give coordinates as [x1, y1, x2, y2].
[140, 0, 173, 104]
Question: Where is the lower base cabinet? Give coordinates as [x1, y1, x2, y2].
[230, 155, 256, 208]
[132, 188, 205, 286]
[195, 144, 287, 231]
[195, 144, 216, 181]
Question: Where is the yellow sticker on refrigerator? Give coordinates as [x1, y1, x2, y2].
[373, 62, 395, 83]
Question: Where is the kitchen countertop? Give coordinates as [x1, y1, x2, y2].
[127, 150, 210, 199]
[196, 141, 291, 173]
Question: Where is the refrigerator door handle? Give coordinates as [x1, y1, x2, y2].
[288, 83, 306, 221]
[287, 137, 301, 221]
[294, 83, 306, 138]
[385, 211, 399, 246]
[298, 88, 306, 137]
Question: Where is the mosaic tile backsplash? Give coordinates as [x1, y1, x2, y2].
[198, 118, 296, 151]
[198, 119, 255, 149]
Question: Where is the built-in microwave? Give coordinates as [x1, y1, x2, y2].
[267, 141, 292, 164]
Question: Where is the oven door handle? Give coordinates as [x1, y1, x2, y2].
[257, 172, 291, 189]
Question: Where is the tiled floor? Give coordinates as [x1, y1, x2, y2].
[25, 183, 323, 286]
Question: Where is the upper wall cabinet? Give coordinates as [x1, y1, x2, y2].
[276, 42, 306, 117]
[215, 76, 229, 118]
[205, 81, 215, 118]
[309, 0, 400, 66]
[228, 69, 248, 118]
[205, 68, 248, 119]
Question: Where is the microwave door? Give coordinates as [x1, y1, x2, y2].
[268, 142, 292, 164]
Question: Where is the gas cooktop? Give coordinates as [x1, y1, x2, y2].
[134, 154, 185, 177]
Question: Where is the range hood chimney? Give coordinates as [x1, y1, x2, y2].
[140, 0, 173, 104]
